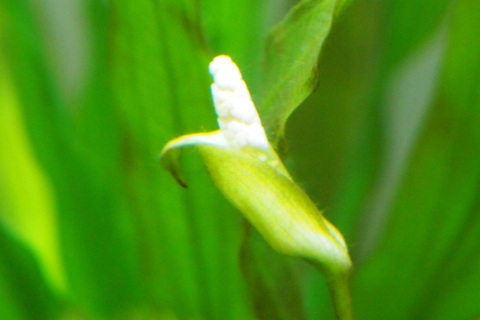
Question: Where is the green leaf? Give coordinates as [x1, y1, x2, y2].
[285, 0, 384, 243]
[202, 0, 267, 97]
[240, 227, 306, 320]
[353, 1, 480, 319]
[9, 0, 480, 319]
[259, 0, 349, 145]
[0, 218, 62, 320]
[3, 0, 143, 316]
[111, 1, 255, 318]
[0, 38, 65, 292]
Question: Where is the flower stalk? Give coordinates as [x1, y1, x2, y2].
[160, 55, 353, 319]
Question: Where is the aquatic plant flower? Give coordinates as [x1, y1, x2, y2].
[160, 55, 351, 276]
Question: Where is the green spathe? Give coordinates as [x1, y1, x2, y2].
[161, 140, 351, 276]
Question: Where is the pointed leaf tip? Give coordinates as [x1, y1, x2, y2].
[159, 131, 228, 188]
[160, 146, 188, 188]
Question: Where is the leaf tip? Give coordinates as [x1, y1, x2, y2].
[159, 144, 188, 188]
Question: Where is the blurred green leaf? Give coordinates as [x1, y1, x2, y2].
[353, 1, 480, 319]
[241, 227, 306, 320]
[3, 0, 142, 316]
[2, 0, 480, 319]
[0, 39, 65, 292]
[202, 0, 267, 96]
[111, 0, 254, 318]
[286, 0, 384, 244]
[259, 0, 349, 145]
[0, 218, 62, 320]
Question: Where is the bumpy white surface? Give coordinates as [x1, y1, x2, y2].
[209, 55, 269, 150]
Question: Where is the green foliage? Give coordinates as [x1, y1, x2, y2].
[260, 0, 347, 145]
[1, 0, 479, 319]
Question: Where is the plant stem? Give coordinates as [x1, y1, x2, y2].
[327, 273, 353, 320]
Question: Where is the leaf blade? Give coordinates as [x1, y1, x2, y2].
[259, 0, 349, 144]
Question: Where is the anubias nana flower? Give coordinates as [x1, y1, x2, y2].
[160, 55, 351, 277]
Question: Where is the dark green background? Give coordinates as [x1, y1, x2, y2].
[0, 0, 479, 319]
